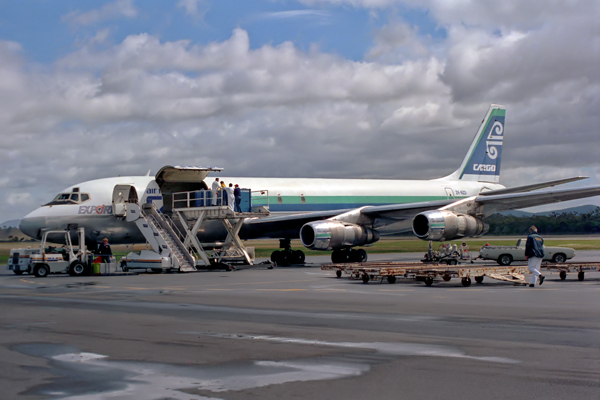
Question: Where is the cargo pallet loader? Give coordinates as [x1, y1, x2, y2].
[118, 188, 269, 273]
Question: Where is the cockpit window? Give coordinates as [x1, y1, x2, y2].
[44, 189, 91, 206]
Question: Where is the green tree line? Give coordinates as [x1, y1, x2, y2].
[487, 207, 600, 235]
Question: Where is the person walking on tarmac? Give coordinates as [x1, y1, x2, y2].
[234, 184, 242, 212]
[525, 225, 545, 287]
[97, 238, 112, 263]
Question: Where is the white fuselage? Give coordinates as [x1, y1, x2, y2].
[19, 175, 504, 244]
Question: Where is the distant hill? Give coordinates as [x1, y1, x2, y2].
[497, 205, 599, 217]
[0, 219, 21, 229]
[0, 227, 33, 242]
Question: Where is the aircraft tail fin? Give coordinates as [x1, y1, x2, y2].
[438, 104, 506, 183]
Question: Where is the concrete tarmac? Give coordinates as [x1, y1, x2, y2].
[1, 251, 599, 399]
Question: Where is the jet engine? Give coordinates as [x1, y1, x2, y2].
[412, 210, 488, 241]
[300, 221, 380, 250]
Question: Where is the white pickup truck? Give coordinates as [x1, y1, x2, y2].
[479, 239, 575, 265]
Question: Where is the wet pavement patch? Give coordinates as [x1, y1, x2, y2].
[11, 343, 373, 399]
[179, 332, 520, 364]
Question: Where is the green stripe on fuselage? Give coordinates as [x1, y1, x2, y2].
[252, 195, 453, 205]
[251, 195, 468, 213]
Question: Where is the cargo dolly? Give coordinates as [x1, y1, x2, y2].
[540, 261, 600, 281]
[322, 262, 529, 286]
[322, 260, 600, 287]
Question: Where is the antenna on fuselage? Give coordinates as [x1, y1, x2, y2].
[146, 170, 151, 176]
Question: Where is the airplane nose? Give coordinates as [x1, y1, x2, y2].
[19, 217, 46, 240]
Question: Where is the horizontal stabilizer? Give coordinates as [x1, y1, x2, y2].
[478, 176, 588, 196]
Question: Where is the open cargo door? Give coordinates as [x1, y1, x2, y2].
[155, 165, 223, 214]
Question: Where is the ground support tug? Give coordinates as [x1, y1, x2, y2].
[7, 227, 115, 277]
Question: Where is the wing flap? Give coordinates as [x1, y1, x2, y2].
[478, 176, 588, 196]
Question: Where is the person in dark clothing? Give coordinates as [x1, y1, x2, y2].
[97, 238, 112, 263]
[525, 225, 545, 287]
[234, 184, 242, 212]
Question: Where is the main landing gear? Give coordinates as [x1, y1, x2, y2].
[271, 239, 305, 266]
[331, 248, 367, 263]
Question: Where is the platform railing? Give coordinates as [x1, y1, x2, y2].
[172, 189, 262, 212]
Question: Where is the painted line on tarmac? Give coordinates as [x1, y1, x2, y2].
[20, 278, 44, 285]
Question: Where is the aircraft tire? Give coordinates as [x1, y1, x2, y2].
[271, 251, 281, 264]
[33, 264, 49, 278]
[355, 249, 367, 262]
[278, 252, 291, 266]
[293, 250, 305, 264]
[331, 250, 342, 263]
[475, 276, 484, 284]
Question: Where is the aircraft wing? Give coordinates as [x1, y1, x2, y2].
[361, 185, 600, 218]
[472, 185, 600, 217]
[241, 185, 600, 240]
[360, 185, 600, 219]
[477, 176, 588, 196]
[241, 199, 457, 239]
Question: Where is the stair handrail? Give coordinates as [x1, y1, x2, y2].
[141, 203, 196, 268]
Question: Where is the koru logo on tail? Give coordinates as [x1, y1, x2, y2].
[486, 121, 504, 159]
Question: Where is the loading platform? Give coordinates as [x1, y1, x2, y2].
[171, 190, 269, 267]
[117, 184, 269, 272]
[322, 260, 600, 286]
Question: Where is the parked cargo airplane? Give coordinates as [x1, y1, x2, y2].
[19, 105, 600, 263]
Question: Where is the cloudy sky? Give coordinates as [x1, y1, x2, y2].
[1, 0, 599, 223]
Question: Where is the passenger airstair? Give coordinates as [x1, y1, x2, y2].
[125, 202, 197, 272]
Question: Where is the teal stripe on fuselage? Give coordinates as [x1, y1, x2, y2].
[253, 195, 461, 212]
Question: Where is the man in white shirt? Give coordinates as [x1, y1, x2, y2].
[224, 183, 235, 210]
[211, 178, 220, 206]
